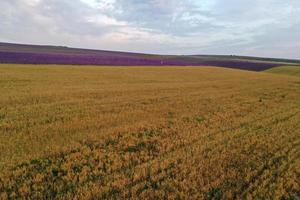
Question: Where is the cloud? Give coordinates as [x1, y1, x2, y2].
[0, 0, 299, 58]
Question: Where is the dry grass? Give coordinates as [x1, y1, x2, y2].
[0, 64, 299, 199]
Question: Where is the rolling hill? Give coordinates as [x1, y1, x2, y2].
[1, 42, 300, 71]
[0, 64, 299, 199]
[265, 66, 300, 77]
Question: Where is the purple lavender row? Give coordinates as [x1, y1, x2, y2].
[0, 51, 279, 71]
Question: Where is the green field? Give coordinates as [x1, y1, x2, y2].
[265, 66, 300, 77]
[0, 64, 299, 199]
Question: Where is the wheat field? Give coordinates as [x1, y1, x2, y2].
[0, 64, 299, 199]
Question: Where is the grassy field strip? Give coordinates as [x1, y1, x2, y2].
[265, 66, 300, 77]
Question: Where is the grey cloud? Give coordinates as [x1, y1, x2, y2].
[107, 0, 222, 36]
[0, 0, 299, 58]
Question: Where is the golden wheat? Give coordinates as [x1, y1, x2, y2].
[0, 64, 299, 199]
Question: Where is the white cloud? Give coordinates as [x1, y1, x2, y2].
[80, 0, 116, 10]
[79, 0, 99, 7]
[85, 14, 127, 26]
[24, 0, 41, 6]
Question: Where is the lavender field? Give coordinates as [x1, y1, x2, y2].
[1, 42, 296, 71]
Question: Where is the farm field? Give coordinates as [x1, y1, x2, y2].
[0, 42, 293, 71]
[265, 66, 300, 77]
[0, 64, 300, 199]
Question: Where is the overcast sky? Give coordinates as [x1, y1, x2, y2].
[1, 0, 300, 59]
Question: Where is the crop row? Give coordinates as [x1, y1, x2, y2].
[0, 101, 299, 199]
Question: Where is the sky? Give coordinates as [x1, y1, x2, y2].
[0, 0, 300, 59]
